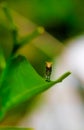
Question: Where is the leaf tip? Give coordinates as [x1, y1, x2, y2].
[53, 71, 71, 84]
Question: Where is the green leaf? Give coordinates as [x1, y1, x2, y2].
[0, 55, 71, 121]
[0, 47, 6, 76]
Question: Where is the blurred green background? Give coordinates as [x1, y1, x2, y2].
[0, 0, 84, 77]
[0, 0, 84, 41]
[0, 0, 84, 127]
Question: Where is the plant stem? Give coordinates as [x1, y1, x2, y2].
[19, 27, 45, 45]
[2, 3, 18, 46]
[13, 27, 45, 53]
[0, 47, 6, 76]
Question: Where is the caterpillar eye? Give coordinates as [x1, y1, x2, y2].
[45, 62, 52, 82]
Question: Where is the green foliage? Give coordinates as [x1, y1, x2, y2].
[0, 55, 71, 121]
[1, 3, 45, 53]
[5, 0, 74, 25]
[0, 3, 71, 122]
[0, 128, 32, 130]
[0, 47, 6, 75]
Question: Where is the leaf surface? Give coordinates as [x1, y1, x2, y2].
[0, 55, 71, 121]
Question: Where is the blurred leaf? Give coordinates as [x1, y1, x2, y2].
[0, 47, 6, 75]
[5, 0, 74, 25]
[2, 3, 19, 46]
[1, 3, 45, 54]
[2, 2, 16, 30]
[0, 55, 70, 121]
[0, 128, 33, 130]
[4, 0, 84, 40]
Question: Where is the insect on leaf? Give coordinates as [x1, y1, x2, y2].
[0, 55, 71, 121]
